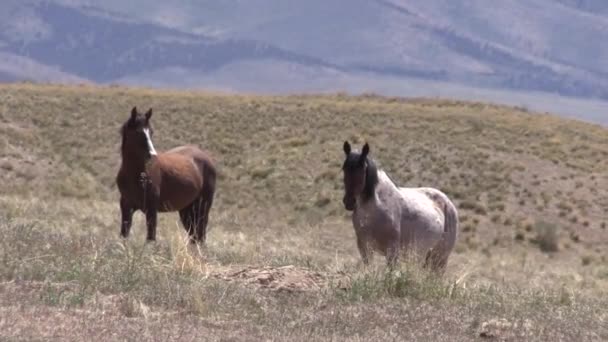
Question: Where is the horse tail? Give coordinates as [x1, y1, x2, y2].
[426, 196, 459, 272]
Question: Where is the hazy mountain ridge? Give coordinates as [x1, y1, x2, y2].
[0, 51, 89, 83]
[0, 1, 336, 83]
[2, 0, 608, 113]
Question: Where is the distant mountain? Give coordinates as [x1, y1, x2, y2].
[0, 51, 88, 83]
[157, 0, 608, 99]
[2, 0, 608, 114]
[0, 1, 334, 83]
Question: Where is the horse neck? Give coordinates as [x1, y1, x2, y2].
[377, 170, 398, 190]
[356, 170, 400, 218]
[371, 170, 399, 200]
[120, 148, 155, 173]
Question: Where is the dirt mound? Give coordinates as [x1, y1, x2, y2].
[213, 265, 344, 293]
[478, 318, 534, 340]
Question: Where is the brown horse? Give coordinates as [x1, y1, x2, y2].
[116, 107, 217, 244]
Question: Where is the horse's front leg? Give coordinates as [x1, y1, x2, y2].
[145, 207, 158, 241]
[144, 191, 159, 242]
[385, 241, 400, 269]
[119, 197, 134, 238]
[356, 234, 373, 266]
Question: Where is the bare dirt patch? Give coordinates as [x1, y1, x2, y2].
[212, 265, 347, 293]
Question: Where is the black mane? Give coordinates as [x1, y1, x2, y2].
[119, 120, 129, 154]
[362, 157, 379, 201]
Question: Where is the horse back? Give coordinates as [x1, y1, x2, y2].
[398, 187, 445, 217]
[411, 188, 453, 214]
[156, 154, 202, 186]
[165, 145, 215, 172]
[152, 145, 216, 211]
[395, 187, 448, 247]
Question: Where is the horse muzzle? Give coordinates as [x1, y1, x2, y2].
[343, 196, 355, 211]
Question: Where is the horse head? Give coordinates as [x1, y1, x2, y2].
[120, 107, 156, 158]
[341, 140, 376, 211]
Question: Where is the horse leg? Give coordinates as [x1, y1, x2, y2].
[423, 202, 458, 275]
[385, 241, 400, 269]
[145, 210, 157, 241]
[179, 204, 197, 243]
[193, 198, 208, 244]
[356, 235, 372, 265]
[145, 204, 158, 241]
[194, 169, 216, 245]
[119, 197, 134, 238]
[197, 188, 215, 244]
[179, 197, 207, 244]
[424, 249, 448, 274]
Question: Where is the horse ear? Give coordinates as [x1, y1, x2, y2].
[343, 141, 351, 156]
[145, 108, 153, 121]
[130, 107, 138, 120]
[360, 143, 370, 163]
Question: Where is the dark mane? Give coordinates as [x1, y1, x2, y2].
[362, 157, 379, 201]
[119, 121, 129, 154]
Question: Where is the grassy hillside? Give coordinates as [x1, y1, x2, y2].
[0, 83, 607, 340]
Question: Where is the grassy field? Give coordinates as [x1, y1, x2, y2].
[0, 83, 607, 341]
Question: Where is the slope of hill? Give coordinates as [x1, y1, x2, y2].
[0, 84, 607, 340]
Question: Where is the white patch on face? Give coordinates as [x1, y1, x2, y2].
[143, 128, 157, 156]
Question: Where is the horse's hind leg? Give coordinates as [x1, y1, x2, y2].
[424, 249, 448, 274]
[180, 195, 212, 244]
[179, 200, 201, 243]
[197, 187, 215, 244]
[179, 210, 195, 243]
[424, 200, 458, 274]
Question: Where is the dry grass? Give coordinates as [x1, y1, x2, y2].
[0, 83, 607, 341]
